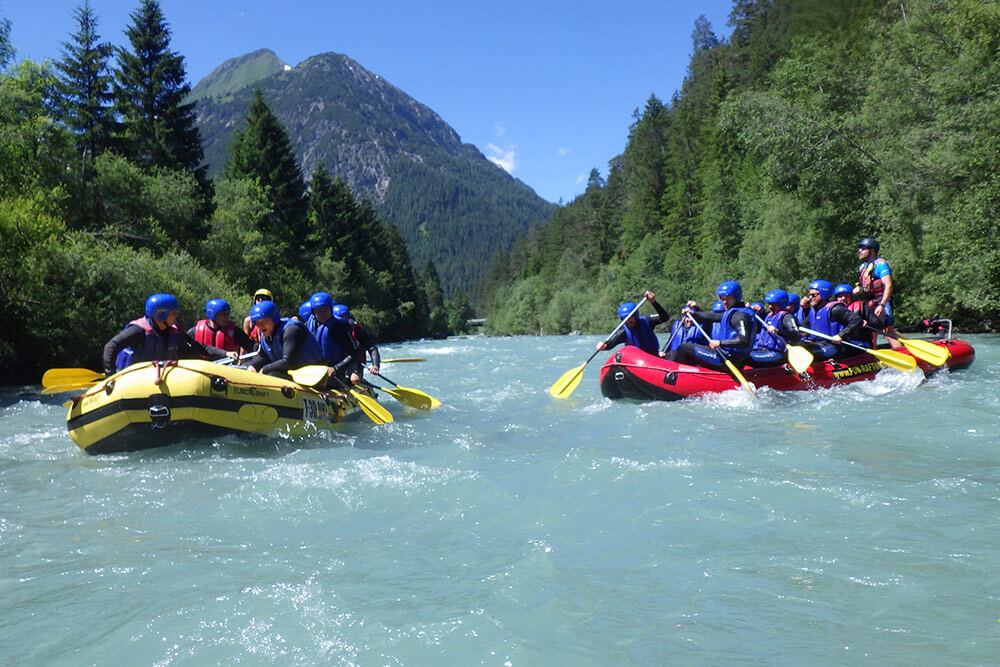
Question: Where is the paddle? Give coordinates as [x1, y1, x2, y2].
[799, 326, 917, 372]
[549, 296, 648, 399]
[864, 325, 950, 367]
[214, 351, 258, 365]
[685, 315, 757, 397]
[753, 314, 814, 374]
[287, 365, 393, 425]
[366, 368, 441, 409]
[381, 357, 426, 363]
[41, 368, 105, 393]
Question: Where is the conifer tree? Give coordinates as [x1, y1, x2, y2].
[225, 87, 307, 246]
[113, 0, 203, 176]
[57, 1, 114, 164]
[0, 13, 12, 70]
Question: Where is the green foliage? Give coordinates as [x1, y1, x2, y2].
[486, 0, 1000, 334]
[113, 0, 203, 177]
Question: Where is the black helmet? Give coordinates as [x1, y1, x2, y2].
[857, 237, 880, 255]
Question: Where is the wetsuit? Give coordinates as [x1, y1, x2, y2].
[604, 300, 670, 354]
[102, 320, 227, 375]
[802, 300, 865, 359]
[750, 311, 802, 366]
[248, 318, 324, 377]
[667, 307, 756, 371]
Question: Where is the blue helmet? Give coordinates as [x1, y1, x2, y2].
[145, 293, 179, 323]
[750, 301, 763, 312]
[332, 304, 351, 322]
[249, 300, 280, 323]
[834, 283, 853, 298]
[298, 300, 312, 320]
[309, 291, 334, 311]
[712, 300, 725, 312]
[618, 302, 637, 319]
[786, 292, 800, 312]
[205, 298, 230, 321]
[764, 289, 788, 307]
[717, 280, 742, 300]
[808, 279, 833, 300]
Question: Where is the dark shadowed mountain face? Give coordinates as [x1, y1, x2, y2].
[193, 50, 555, 295]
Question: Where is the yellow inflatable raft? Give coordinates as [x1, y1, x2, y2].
[66, 359, 369, 454]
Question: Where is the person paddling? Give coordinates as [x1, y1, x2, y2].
[749, 289, 802, 366]
[246, 301, 325, 377]
[660, 303, 707, 357]
[103, 293, 230, 375]
[666, 281, 757, 371]
[800, 280, 865, 359]
[596, 290, 669, 355]
[189, 298, 255, 360]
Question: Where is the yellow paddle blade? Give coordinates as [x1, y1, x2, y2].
[383, 385, 440, 410]
[381, 358, 426, 363]
[868, 347, 918, 372]
[42, 367, 103, 388]
[723, 358, 757, 396]
[287, 365, 330, 387]
[786, 345, 814, 374]
[350, 389, 394, 424]
[898, 337, 950, 366]
[549, 362, 587, 399]
[42, 381, 99, 394]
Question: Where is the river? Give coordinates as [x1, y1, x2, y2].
[2, 334, 998, 664]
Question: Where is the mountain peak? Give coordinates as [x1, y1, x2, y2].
[189, 48, 290, 103]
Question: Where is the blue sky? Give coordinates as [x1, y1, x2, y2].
[4, 0, 736, 204]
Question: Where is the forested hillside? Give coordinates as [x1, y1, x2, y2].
[482, 0, 1000, 334]
[193, 51, 555, 296]
[0, 1, 457, 382]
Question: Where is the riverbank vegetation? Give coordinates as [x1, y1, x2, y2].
[481, 0, 1000, 334]
[0, 1, 465, 381]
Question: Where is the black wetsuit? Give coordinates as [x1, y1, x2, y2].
[604, 300, 671, 349]
[247, 322, 317, 377]
[102, 324, 227, 375]
[666, 308, 755, 371]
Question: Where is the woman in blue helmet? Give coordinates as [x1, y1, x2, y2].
[102, 294, 230, 374]
[596, 290, 670, 355]
[189, 298, 255, 358]
[800, 279, 866, 359]
[749, 289, 802, 366]
[660, 303, 708, 357]
[246, 301, 325, 377]
[666, 280, 757, 371]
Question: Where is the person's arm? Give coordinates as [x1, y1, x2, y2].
[831, 303, 864, 341]
[102, 325, 146, 374]
[875, 270, 893, 318]
[178, 331, 227, 360]
[778, 313, 802, 342]
[598, 329, 627, 351]
[649, 298, 671, 326]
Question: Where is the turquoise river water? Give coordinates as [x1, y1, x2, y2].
[2, 334, 999, 664]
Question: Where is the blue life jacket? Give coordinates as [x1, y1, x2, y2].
[115, 317, 182, 371]
[667, 320, 706, 351]
[808, 302, 843, 338]
[710, 307, 756, 356]
[307, 314, 349, 364]
[259, 318, 324, 367]
[755, 311, 788, 352]
[623, 316, 659, 354]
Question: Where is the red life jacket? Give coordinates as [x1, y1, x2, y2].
[194, 319, 237, 351]
[859, 257, 890, 308]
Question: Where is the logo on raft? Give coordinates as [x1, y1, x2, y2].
[831, 361, 882, 379]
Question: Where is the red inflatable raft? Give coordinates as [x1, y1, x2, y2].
[598, 338, 975, 401]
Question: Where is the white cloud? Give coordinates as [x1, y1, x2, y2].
[575, 173, 588, 184]
[486, 143, 517, 173]
[557, 147, 571, 156]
